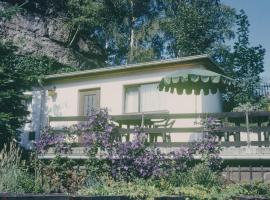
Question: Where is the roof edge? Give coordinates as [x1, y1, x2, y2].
[44, 54, 220, 81]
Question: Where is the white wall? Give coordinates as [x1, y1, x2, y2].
[46, 65, 222, 116]
[41, 64, 222, 143]
[21, 90, 43, 149]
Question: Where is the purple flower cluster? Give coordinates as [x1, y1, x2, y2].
[70, 109, 115, 155]
[167, 147, 194, 172]
[35, 127, 72, 154]
[109, 129, 167, 179]
[193, 134, 221, 155]
[192, 134, 223, 171]
[196, 117, 222, 133]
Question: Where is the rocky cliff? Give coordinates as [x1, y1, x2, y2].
[0, 1, 104, 69]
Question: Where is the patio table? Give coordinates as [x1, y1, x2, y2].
[113, 110, 170, 128]
[112, 110, 170, 142]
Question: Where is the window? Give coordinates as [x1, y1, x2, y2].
[125, 86, 139, 113]
[79, 89, 100, 116]
[124, 83, 166, 113]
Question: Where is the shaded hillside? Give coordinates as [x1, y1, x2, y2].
[0, 0, 106, 69]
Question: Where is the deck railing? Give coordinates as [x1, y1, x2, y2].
[48, 111, 270, 148]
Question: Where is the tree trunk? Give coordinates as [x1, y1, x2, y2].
[128, 0, 135, 63]
[68, 25, 80, 47]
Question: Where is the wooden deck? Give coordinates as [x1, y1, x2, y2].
[42, 111, 270, 159]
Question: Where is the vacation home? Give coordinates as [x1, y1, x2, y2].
[21, 55, 225, 146]
[21, 55, 270, 169]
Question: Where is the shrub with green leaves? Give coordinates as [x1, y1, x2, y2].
[165, 163, 222, 189]
[79, 177, 172, 200]
[0, 142, 38, 193]
[37, 155, 87, 193]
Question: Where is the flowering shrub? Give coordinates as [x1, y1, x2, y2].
[193, 117, 223, 171]
[67, 109, 117, 156]
[196, 117, 222, 133]
[109, 129, 167, 180]
[36, 109, 223, 181]
[35, 127, 73, 154]
[192, 134, 223, 171]
[167, 147, 194, 173]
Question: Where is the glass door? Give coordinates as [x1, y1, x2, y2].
[79, 89, 100, 116]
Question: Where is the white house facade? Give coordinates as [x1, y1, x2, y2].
[21, 55, 224, 148]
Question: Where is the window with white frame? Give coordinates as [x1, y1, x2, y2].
[124, 83, 166, 113]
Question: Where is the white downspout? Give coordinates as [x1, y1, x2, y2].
[36, 79, 46, 141]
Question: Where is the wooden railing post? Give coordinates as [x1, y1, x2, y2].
[245, 111, 251, 147]
[249, 165, 253, 182]
[261, 165, 264, 182]
[226, 165, 230, 181]
[265, 131, 269, 147]
[258, 121, 262, 147]
[141, 112, 144, 128]
[235, 121, 241, 147]
[238, 165, 241, 182]
[223, 116, 228, 142]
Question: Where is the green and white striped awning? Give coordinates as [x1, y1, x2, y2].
[159, 68, 235, 95]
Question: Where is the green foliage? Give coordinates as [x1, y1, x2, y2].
[0, 2, 21, 20]
[162, 0, 236, 57]
[0, 142, 37, 193]
[0, 42, 30, 147]
[80, 160, 223, 199]
[260, 97, 270, 111]
[187, 164, 222, 188]
[232, 98, 270, 112]
[79, 177, 170, 200]
[37, 155, 87, 193]
[175, 185, 218, 200]
[0, 40, 75, 148]
[164, 162, 222, 189]
[221, 10, 265, 111]
[177, 182, 270, 200]
[67, 0, 103, 29]
[97, 0, 161, 64]
[85, 157, 110, 178]
[210, 182, 270, 200]
[9, 55, 76, 84]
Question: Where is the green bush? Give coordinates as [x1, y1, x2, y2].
[177, 182, 270, 200]
[79, 163, 225, 199]
[166, 163, 222, 188]
[187, 164, 222, 188]
[79, 176, 173, 200]
[0, 167, 37, 193]
[174, 185, 218, 200]
[0, 142, 38, 193]
[215, 182, 270, 199]
[37, 155, 87, 193]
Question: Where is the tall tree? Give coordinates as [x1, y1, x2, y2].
[100, 0, 161, 64]
[0, 42, 29, 148]
[161, 0, 236, 57]
[221, 10, 265, 110]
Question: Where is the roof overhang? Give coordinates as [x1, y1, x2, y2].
[43, 54, 224, 84]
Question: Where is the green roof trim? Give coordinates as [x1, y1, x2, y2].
[44, 54, 223, 83]
[159, 68, 235, 95]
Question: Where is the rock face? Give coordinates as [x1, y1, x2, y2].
[0, 1, 104, 69]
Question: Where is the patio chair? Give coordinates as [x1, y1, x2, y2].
[149, 119, 175, 142]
